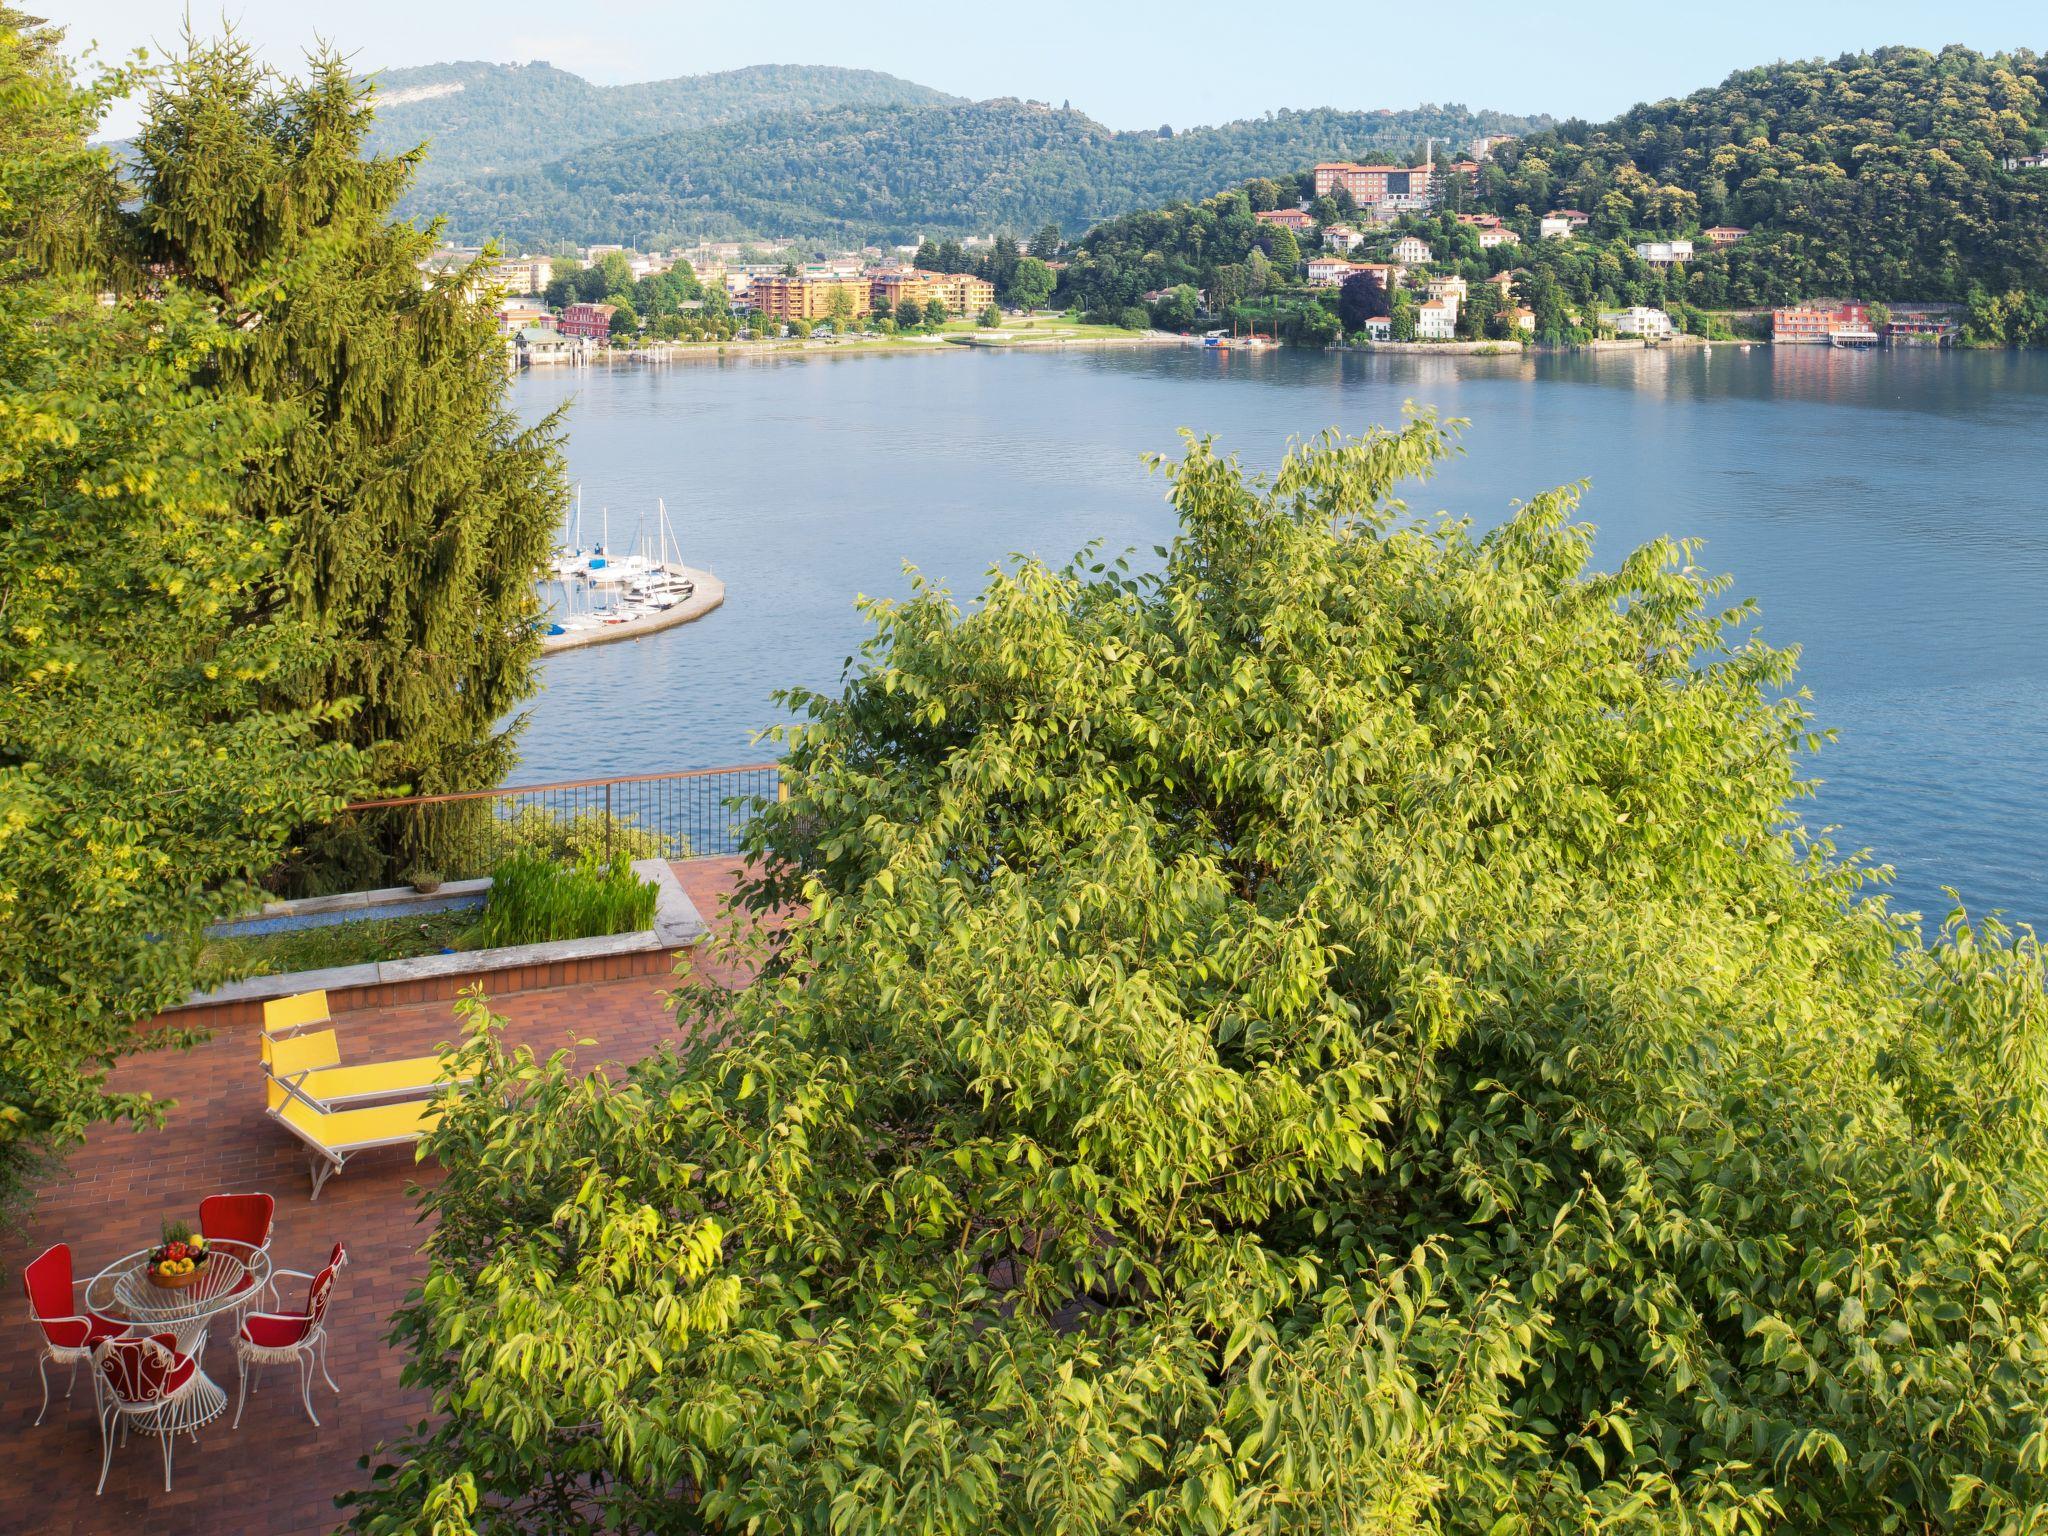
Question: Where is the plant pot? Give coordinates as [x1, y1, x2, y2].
[411, 878, 443, 894]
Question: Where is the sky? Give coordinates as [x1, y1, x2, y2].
[60, 0, 2045, 139]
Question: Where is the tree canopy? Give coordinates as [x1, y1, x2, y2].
[135, 37, 568, 880]
[349, 420, 2048, 1535]
[0, 10, 359, 1209]
[1479, 45, 2048, 305]
[407, 99, 1547, 249]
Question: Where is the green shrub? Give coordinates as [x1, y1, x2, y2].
[473, 855, 657, 948]
[500, 805, 684, 863]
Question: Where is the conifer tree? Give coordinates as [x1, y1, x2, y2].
[131, 37, 567, 878]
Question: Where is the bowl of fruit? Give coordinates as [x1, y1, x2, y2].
[145, 1220, 211, 1290]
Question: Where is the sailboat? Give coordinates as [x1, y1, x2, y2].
[623, 500, 695, 605]
[549, 486, 593, 578]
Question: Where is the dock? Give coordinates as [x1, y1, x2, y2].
[541, 564, 724, 655]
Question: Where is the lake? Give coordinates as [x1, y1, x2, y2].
[509, 344, 2048, 928]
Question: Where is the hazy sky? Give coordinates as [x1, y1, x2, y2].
[60, 1, 2045, 138]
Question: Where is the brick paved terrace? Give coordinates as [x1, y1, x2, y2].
[0, 858, 760, 1536]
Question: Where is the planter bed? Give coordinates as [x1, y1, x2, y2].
[162, 859, 706, 1031]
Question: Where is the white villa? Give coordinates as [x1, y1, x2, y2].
[1416, 298, 1459, 340]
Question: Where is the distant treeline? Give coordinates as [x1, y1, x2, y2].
[403, 100, 1548, 248]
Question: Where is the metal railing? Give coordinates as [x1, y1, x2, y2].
[277, 765, 783, 896]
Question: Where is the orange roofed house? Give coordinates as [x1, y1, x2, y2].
[1254, 207, 1316, 233]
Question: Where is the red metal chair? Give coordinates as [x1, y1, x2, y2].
[20, 1243, 123, 1424]
[232, 1243, 346, 1428]
[91, 1333, 221, 1493]
[198, 1191, 275, 1314]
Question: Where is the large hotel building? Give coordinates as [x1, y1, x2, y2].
[1312, 162, 1436, 203]
[747, 274, 873, 322]
[868, 268, 997, 316]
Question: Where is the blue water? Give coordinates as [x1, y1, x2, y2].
[509, 346, 2048, 928]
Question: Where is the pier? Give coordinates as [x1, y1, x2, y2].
[541, 563, 724, 654]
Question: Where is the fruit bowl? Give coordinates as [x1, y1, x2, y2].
[143, 1218, 210, 1290]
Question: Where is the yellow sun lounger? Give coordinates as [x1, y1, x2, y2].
[262, 989, 331, 1038]
[266, 1074, 446, 1200]
[261, 1028, 470, 1112]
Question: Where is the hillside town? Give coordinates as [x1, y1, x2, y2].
[438, 123, 1980, 359]
[426, 237, 1005, 364]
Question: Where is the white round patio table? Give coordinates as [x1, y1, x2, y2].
[87, 1244, 272, 1357]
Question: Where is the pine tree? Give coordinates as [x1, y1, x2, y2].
[131, 37, 567, 880]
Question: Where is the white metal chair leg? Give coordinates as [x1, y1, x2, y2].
[96, 1406, 116, 1496]
[301, 1351, 319, 1427]
[34, 1355, 50, 1426]
[160, 1422, 174, 1493]
[233, 1354, 250, 1429]
[320, 1332, 339, 1396]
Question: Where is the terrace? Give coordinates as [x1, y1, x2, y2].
[1, 776, 777, 1532]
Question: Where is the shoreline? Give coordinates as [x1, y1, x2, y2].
[538, 328, 1180, 369]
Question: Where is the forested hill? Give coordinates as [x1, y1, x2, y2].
[399, 98, 1549, 246]
[364, 61, 963, 185]
[1479, 45, 2048, 300]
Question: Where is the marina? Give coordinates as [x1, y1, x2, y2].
[540, 492, 725, 654]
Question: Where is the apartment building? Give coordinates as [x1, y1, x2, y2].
[1423, 275, 1469, 305]
[749, 274, 872, 322]
[1312, 162, 1434, 204]
[1772, 301, 1872, 343]
[1390, 236, 1433, 266]
[558, 303, 618, 341]
[868, 268, 996, 316]
[486, 256, 554, 294]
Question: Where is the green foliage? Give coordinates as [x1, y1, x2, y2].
[1484, 45, 2048, 304]
[1962, 283, 2048, 345]
[345, 418, 2048, 1534]
[1060, 184, 1338, 347]
[408, 99, 1548, 248]
[1009, 254, 1056, 308]
[472, 854, 656, 948]
[133, 38, 568, 880]
[0, 11, 360, 1215]
[1149, 283, 1201, 331]
[501, 805, 682, 864]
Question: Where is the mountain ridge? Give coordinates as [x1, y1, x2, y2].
[363, 60, 966, 184]
[392, 85, 1548, 245]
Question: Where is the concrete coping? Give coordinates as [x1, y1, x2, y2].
[178, 857, 706, 1010]
[244, 878, 492, 921]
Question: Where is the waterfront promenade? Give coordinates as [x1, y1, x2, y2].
[0, 859, 754, 1536]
